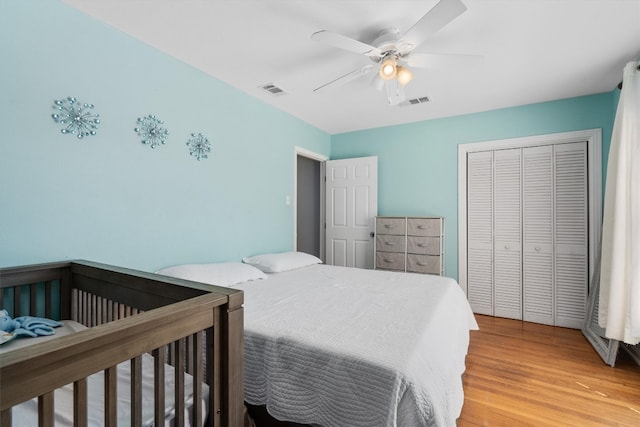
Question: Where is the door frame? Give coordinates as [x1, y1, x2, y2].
[457, 128, 602, 295]
[294, 146, 328, 261]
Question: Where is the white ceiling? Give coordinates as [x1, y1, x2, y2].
[63, 0, 640, 135]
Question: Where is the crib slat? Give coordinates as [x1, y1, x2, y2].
[38, 391, 54, 427]
[81, 291, 88, 325]
[85, 292, 90, 326]
[95, 296, 102, 326]
[45, 281, 52, 319]
[101, 298, 108, 325]
[192, 332, 203, 427]
[208, 307, 222, 427]
[30, 283, 37, 316]
[75, 290, 81, 324]
[59, 267, 71, 320]
[74, 378, 88, 427]
[175, 338, 185, 427]
[104, 366, 117, 426]
[131, 356, 142, 426]
[168, 341, 175, 366]
[13, 286, 21, 317]
[91, 294, 97, 327]
[71, 288, 78, 321]
[185, 335, 192, 375]
[153, 348, 166, 426]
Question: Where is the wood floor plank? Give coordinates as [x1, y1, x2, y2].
[460, 315, 640, 427]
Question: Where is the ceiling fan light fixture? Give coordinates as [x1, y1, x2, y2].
[396, 66, 414, 86]
[379, 55, 397, 80]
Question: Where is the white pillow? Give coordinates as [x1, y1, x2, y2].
[242, 251, 322, 273]
[155, 262, 266, 286]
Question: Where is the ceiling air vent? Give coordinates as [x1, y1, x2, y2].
[407, 96, 430, 105]
[259, 83, 287, 96]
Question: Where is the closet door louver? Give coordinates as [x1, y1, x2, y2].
[554, 142, 588, 328]
[467, 151, 494, 315]
[493, 149, 522, 319]
[523, 145, 554, 325]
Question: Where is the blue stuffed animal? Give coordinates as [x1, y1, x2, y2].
[0, 309, 62, 338]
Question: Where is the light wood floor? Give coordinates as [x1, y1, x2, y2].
[459, 315, 640, 426]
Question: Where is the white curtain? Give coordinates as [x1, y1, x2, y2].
[599, 60, 640, 345]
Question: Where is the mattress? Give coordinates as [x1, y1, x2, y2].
[231, 264, 478, 427]
[2, 321, 208, 427]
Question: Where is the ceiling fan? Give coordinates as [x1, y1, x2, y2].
[311, 0, 481, 105]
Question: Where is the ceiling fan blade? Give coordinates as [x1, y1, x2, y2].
[399, 0, 467, 50]
[405, 52, 483, 69]
[313, 64, 374, 93]
[311, 30, 382, 58]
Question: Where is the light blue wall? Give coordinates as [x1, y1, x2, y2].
[331, 93, 615, 279]
[0, 1, 330, 271]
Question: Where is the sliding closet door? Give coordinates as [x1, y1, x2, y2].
[493, 149, 522, 319]
[554, 142, 588, 328]
[522, 146, 554, 325]
[467, 151, 494, 315]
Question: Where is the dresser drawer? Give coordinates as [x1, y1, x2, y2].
[407, 218, 441, 236]
[376, 251, 405, 271]
[407, 236, 440, 255]
[376, 234, 406, 253]
[376, 217, 405, 235]
[407, 254, 441, 274]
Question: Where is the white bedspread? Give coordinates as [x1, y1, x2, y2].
[231, 264, 478, 427]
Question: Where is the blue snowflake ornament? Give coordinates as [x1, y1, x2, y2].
[135, 115, 169, 149]
[186, 133, 211, 161]
[51, 97, 100, 139]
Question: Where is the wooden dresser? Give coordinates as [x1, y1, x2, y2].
[374, 216, 444, 275]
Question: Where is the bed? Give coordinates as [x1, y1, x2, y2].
[161, 252, 479, 427]
[0, 260, 245, 427]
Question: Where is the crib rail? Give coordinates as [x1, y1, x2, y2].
[0, 260, 244, 427]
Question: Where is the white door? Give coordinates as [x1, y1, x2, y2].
[325, 156, 378, 268]
[494, 148, 522, 320]
[467, 151, 494, 315]
[553, 141, 588, 328]
[522, 145, 554, 325]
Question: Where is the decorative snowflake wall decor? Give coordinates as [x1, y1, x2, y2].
[134, 115, 169, 149]
[186, 133, 211, 160]
[51, 97, 100, 139]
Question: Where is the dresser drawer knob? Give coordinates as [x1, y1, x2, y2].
[384, 224, 396, 229]
[383, 258, 394, 263]
[418, 225, 428, 229]
[417, 243, 427, 247]
[535, 246, 541, 251]
[417, 262, 428, 266]
[384, 241, 395, 246]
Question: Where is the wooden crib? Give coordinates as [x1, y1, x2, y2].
[0, 260, 244, 427]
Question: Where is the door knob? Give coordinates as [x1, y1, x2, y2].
[370, 232, 375, 238]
